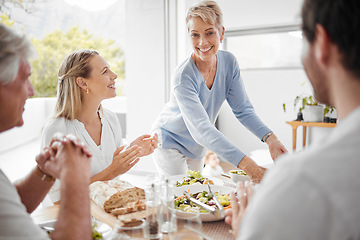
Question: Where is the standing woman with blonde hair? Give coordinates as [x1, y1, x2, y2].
[41, 50, 158, 203]
[152, 1, 287, 181]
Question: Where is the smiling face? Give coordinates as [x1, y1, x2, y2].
[0, 60, 34, 132]
[188, 17, 224, 62]
[85, 54, 117, 101]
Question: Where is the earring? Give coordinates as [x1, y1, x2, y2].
[86, 89, 89, 94]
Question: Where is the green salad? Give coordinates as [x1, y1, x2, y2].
[92, 222, 103, 240]
[176, 170, 213, 187]
[174, 190, 230, 213]
[229, 170, 247, 176]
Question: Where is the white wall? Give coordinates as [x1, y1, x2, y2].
[0, 98, 52, 153]
[125, 0, 167, 172]
[218, 70, 308, 154]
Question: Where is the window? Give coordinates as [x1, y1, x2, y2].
[223, 24, 302, 70]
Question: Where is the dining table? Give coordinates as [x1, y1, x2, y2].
[31, 173, 237, 240]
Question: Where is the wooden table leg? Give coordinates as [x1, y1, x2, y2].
[303, 126, 307, 148]
[292, 126, 298, 151]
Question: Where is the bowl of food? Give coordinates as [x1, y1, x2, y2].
[172, 170, 214, 187]
[229, 170, 249, 183]
[173, 184, 234, 222]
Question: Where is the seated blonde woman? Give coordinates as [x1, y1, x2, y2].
[202, 151, 224, 177]
[41, 50, 158, 203]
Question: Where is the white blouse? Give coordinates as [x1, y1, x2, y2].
[40, 107, 123, 202]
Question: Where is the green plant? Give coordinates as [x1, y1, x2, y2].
[283, 94, 336, 117]
[283, 95, 320, 113]
[324, 105, 336, 115]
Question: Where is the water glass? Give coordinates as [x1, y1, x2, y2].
[174, 211, 204, 240]
[161, 179, 177, 234]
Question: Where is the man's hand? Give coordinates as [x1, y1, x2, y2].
[225, 181, 254, 238]
[39, 133, 92, 180]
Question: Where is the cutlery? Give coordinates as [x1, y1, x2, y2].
[221, 173, 231, 179]
[183, 191, 217, 214]
[40, 225, 54, 233]
[207, 183, 225, 219]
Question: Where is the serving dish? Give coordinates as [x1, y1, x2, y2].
[173, 184, 234, 222]
[228, 170, 249, 183]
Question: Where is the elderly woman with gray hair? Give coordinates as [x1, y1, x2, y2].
[152, 1, 287, 181]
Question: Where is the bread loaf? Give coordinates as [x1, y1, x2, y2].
[111, 199, 146, 216]
[117, 210, 147, 221]
[89, 179, 145, 213]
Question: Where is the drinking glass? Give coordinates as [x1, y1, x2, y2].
[174, 211, 204, 240]
[161, 179, 177, 234]
[111, 219, 146, 240]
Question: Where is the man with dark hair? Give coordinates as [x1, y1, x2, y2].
[0, 23, 93, 240]
[226, 0, 360, 239]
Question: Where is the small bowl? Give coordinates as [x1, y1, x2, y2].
[229, 170, 249, 183]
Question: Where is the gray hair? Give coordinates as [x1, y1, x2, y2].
[0, 23, 34, 85]
[186, 0, 223, 31]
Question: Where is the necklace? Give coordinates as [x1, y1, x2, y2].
[194, 57, 215, 84]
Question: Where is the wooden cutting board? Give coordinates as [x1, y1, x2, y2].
[90, 200, 118, 228]
[32, 200, 132, 229]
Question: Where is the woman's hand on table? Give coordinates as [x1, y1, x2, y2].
[266, 134, 288, 160]
[129, 133, 158, 157]
[225, 181, 254, 238]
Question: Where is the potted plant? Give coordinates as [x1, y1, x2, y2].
[283, 95, 335, 122]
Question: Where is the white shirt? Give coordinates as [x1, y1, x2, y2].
[0, 170, 50, 239]
[238, 107, 360, 240]
[41, 108, 123, 202]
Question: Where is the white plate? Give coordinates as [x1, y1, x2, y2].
[168, 174, 223, 187]
[38, 220, 113, 239]
[173, 184, 235, 222]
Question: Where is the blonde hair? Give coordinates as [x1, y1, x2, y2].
[0, 23, 34, 85]
[186, 1, 223, 31]
[54, 50, 99, 120]
[204, 150, 216, 165]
